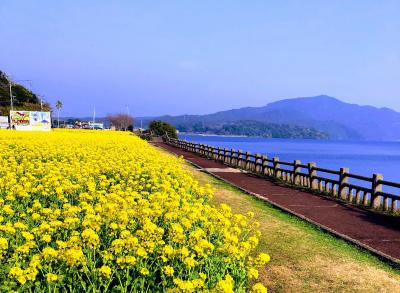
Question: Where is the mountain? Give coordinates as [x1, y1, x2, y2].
[0, 71, 51, 115]
[148, 95, 400, 140]
[176, 120, 328, 139]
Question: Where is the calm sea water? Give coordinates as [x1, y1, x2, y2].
[179, 134, 400, 192]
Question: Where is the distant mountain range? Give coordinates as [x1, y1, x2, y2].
[68, 95, 400, 140]
[141, 95, 400, 140]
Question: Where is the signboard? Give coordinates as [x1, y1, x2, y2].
[89, 122, 104, 130]
[0, 116, 9, 129]
[30, 111, 51, 131]
[10, 111, 30, 130]
[10, 111, 51, 131]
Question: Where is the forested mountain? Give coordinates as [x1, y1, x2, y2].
[147, 95, 400, 140]
[0, 71, 51, 115]
[177, 120, 328, 139]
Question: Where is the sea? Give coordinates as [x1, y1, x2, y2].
[179, 134, 400, 193]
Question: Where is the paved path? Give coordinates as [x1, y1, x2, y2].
[152, 142, 400, 264]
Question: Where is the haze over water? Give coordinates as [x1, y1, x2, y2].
[180, 134, 400, 193]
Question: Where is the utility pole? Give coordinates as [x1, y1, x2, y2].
[38, 95, 44, 111]
[9, 80, 13, 110]
[7, 77, 33, 111]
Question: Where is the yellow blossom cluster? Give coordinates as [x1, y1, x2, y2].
[0, 129, 269, 292]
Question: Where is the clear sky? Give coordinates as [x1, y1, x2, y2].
[0, 1, 399, 117]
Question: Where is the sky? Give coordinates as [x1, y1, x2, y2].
[0, 0, 399, 117]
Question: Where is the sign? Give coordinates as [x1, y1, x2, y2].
[89, 122, 104, 130]
[10, 111, 51, 131]
[30, 111, 51, 131]
[10, 111, 30, 130]
[0, 116, 9, 129]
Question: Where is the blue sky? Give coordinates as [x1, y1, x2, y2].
[0, 1, 399, 117]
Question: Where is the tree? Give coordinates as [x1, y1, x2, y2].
[148, 120, 177, 138]
[0, 70, 51, 115]
[55, 100, 63, 128]
[107, 113, 134, 131]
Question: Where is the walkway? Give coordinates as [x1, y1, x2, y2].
[152, 141, 400, 264]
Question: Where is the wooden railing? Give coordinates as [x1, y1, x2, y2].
[163, 136, 400, 214]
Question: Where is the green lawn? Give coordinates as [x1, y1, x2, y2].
[189, 164, 400, 292]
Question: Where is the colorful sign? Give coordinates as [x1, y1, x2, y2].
[0, 116, 9, 129]
[10, 111, 51, 131]
[10, 111, 30, 130]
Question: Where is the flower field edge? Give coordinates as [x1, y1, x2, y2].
[0, 129, 269, 292]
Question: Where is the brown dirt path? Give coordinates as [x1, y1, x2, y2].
[152, 142, 400, 264]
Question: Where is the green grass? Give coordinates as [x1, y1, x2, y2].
[191, 167, 400, 292]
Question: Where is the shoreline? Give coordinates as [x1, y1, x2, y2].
[179, 132, 249, 138]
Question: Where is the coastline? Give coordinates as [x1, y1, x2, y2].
[179, 132, 250, 138]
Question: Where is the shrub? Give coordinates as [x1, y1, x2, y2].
[149, 120, 178, 139]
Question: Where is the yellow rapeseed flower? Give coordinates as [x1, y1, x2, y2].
[46, 273, 58, 282]
[0, 129, 269, 292]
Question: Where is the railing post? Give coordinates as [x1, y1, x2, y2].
[230, 149, 236, 167]
[255, 154, 261, 173]
[293, 160, 301, 185]
[262, 156, 268, 176]
[371, 174, 383, 209]
[209, 146, 213, 159]
[238, 150, 243, 168]
[339, 167, 349, 200]
[273, 157, 280, 178]
[245, 152, 251, 170]
[308, 162, 317, 190]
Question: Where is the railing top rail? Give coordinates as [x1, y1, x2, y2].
[278, 161, 295, 167]
[312, 166, 340, 175]
[345, 173, 373, 182]
[378, 180, 400, 189]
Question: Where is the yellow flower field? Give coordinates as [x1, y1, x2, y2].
[0, 130, 269, 292]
